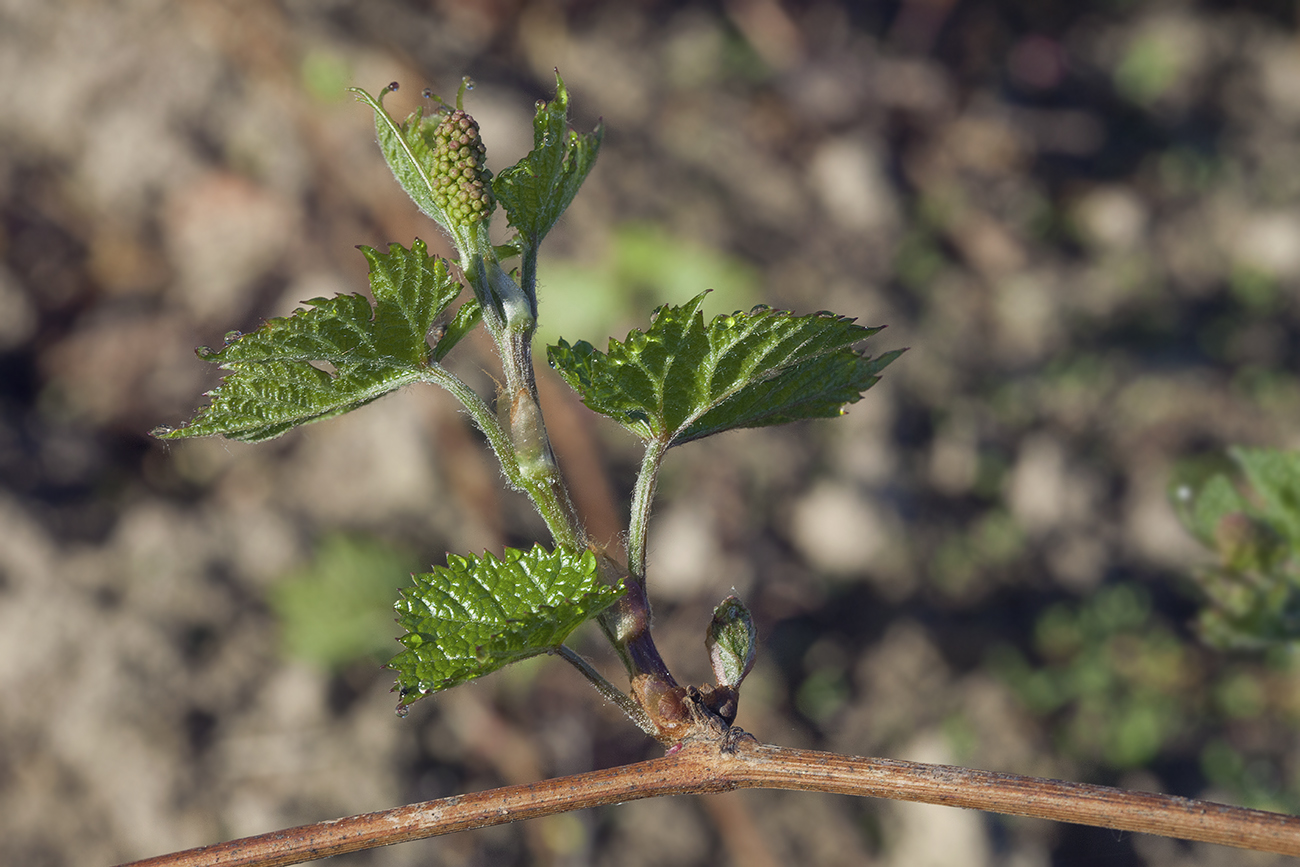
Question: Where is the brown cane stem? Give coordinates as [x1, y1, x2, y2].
[115, 734, 1300, 867]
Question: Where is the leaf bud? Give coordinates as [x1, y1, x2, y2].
[706, 595, 756, 689]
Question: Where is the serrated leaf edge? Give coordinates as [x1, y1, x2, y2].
[550, 292, 899, 447]
[390, 546, 622, 698]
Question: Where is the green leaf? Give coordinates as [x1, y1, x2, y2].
[492, 72, 603, 250]
[390, 546, 623, 704]
[547, 292, 903, 446]
[154, 240, 464, 443]
[1175, 474, 1248, 548]
[1231, 446, 1300, 546]
[432, 297, 482, 363]
[351, 86, 448, 229]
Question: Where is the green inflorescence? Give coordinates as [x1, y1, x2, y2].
[429, 108, 495, 226]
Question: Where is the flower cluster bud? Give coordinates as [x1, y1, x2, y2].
[430, 108, 495, 226]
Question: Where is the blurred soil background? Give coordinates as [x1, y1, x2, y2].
[2, 0, 1300, 865]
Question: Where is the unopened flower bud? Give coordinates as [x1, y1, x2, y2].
[429, 108, 495, 227]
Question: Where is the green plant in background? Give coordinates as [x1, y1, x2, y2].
[1202, 734, 1300, 814]
[1172, 446, 1300, 649]
[987, 447, 1300, 809]
[991, 580, 1300, 812]
[536, 221, 757, 347]
[271, 534, 417, 671]
[990, 584, 1189, 768]
[1171, 446, 1300, 810]
[135, 76, 1300, 867]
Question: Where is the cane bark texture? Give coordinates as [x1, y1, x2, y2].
[117, 733, 1300, 867]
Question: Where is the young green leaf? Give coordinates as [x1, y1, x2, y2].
[492, 71, 603, 251]
[390, 546, 624, 705]
[547, 292, 903, 447]
[1230, 446, 1300, 546]
[432, 296, 483, 363]
[154, 240, 465, 443]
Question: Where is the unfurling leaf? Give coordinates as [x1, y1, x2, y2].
[350, 84, 496, 250]
[154, 240, 465, 443]
[493, 71, 603, 251]
[548, 292, 903, 447]
[390, 546, 624, 706]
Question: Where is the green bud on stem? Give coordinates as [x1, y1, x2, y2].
[706, 595, 756, 689]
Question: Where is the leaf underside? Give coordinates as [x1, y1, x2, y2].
[351, 87, 457, 239]
[547, 292, 904, 447]
[390, 546, 623, 702]
[153, 240, 467, 443]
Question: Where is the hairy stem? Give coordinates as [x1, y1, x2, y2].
[461, 236, 668, 699]
[115, 735, 1300, 867]
[420, 365, 523, 489]
[498, 327, 585, 550]
[553, 644, 655, 734]
[424, 358, 581, 549]
[627, 438, 668, 584]
[593, 564, 678, 696]
[518, 241, 539, 319]
[604, 441, 680, 728]
[458, 245, 585, 549]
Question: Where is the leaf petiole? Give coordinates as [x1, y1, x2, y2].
[553, 645, 655, 734]
[416, 364, 524, 492]
[627, 438, 669, 585]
